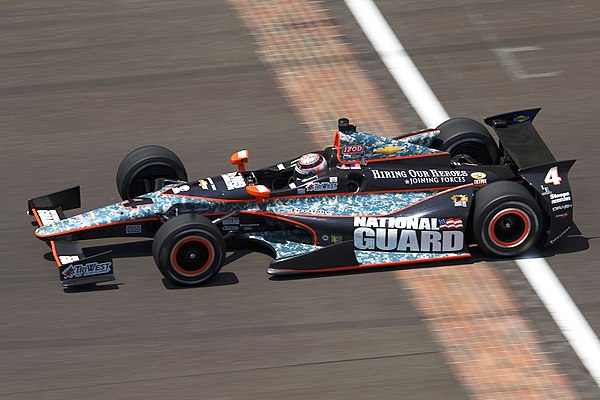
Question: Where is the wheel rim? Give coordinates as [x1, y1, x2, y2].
[170, 236, 215, 277]
[488, 208, 531, 248]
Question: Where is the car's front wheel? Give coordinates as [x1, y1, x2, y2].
[116, 145, 188, 200]
[473, 181, 543, 257]
[152, 214, 225, 286]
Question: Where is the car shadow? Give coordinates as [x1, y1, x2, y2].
[45, 224, 592, 289]
[44, 240, 248, 291]
[268, 226, 592, 282]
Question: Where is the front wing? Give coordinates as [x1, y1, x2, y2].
[28, 187, 116, 287]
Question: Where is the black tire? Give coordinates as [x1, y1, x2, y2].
[116, 145, 187, 200]
[153, 214, 225, 286]
[473, 181, 543, 257]
[432, 117, 500, 165]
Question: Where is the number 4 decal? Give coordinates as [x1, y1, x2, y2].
[544, 166, 562, 186]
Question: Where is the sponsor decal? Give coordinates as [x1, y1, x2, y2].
[306, 182, 338, 192]
[222, 172, 246, 191]
[550, 191, 571, 205]
[207, 177, 217, 190]
[222, 217, 240, 232]
[123, 197, 153, 209]
[241, 222, 260, 231]
[451, 194, 469, 207]
[297, 188, 306, 194]
[549, 225, 571, 245]
[198, 180, 209, 190]
[126, 224, 142, 234]
[438, 218, 463, 230]
[322, 234, 329, 241]
[329, 176, 338, 183]
[342, 144, 365, 157]
[38, 209, 60, 226]
[59, 255, 80, 264]
[331, 235, 343, 244]
[552, 203, 573, 212]
[512, 113, 530, 124]
[62, 262, 112, 280]
[289, 208, 333, 215]
[338, 163, 361, 170]
[372, 169, 467, 185]
[374, 145, 403, 155]
[353, 217, 464, 252]
[555, 212, 570, 219]
[540, 185, 552, 196]
[171, 184, 190, 194]
[470, 172, 487, 185]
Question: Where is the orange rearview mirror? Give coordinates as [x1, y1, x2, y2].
[230, 149, 249, 172]
[246, 184, 270, 202]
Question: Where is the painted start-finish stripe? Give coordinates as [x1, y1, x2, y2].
[518, 258, 600, 388]
[396, 264, 577, 399]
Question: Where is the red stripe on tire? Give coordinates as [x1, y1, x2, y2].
[171, 236, 214, 277]
[488, 208, 531, 248]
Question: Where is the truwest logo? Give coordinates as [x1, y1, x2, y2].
[62, 262, 112, 280]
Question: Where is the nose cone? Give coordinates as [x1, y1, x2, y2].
[35, 199, 159, 239]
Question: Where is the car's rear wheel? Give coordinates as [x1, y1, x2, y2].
[153, 214, 225, 286]
[432, 117, 500, 165]
[473, 181, 543, 257]
[116, 145, 187, 200]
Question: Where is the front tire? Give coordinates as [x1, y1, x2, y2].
[473, 181, 543, 257]
[116, 145, 188, 200]
[433, 117, 500, 165]
[153, 214, 225, 286]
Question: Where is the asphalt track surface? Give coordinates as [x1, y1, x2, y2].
[1, 1, 599, 399]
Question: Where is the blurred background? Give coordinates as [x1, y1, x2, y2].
[1, 1, 599, 399]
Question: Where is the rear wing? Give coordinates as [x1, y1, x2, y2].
[484, 108, 575, 246]
[28, 187, 115, 287]
[484, 108, 555, 169]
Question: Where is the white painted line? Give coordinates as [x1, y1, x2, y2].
[518, 258, 600, 387]
[346, 0, 600, 389]
[344, 0, 449, 128]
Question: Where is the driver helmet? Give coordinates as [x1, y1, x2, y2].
[293, 153, 328, 181]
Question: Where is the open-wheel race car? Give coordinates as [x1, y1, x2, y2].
[28, 108, 575, 287]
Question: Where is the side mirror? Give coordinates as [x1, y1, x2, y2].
[230, 149, 249, 172]
[246, 185, 270, 202]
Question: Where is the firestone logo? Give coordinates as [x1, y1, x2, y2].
[62, 262, 112, 280]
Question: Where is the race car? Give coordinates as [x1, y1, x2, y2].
[28, 108, 574, 287]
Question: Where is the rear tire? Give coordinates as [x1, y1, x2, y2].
[473, 181, 542, 257]
[116, 145, 187, 200]
[153, 214, 225, 286]
[433, 117, 500, 165]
